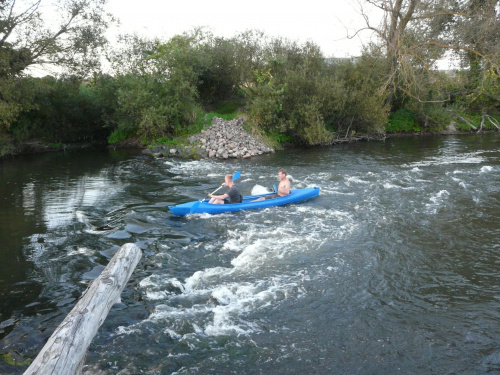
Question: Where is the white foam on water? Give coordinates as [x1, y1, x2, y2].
[129, 203, 355, 340]
[345, 176, 370, 185]
[480, 166, 493, 173]
[383, 182, 400, 189]
[382, 182, 416, 190]
[404, 152, 485, 168]
[425, 190, 450, 214]
[139, 275, 186, 301]
[430, 190, 450, 203]
[164, 328, 182, 339]
[165, 159, 243, 180]
[115, 325, 141, 335]
[183, 267, 232, 294]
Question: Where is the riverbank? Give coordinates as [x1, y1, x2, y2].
[1, 118, 497, 161]
[0, 138, 109, 159]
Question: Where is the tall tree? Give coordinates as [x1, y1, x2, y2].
[354, 0, 500, 111]
[0, 0, 113, 77]
[0, 0, 112, 132]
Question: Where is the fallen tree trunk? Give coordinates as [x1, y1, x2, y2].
[446, 111, 478, 131]
[485, 114, 500, 131]
[24, 243, 142, 375]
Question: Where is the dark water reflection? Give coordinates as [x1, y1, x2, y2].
[0, 136, 499, 374]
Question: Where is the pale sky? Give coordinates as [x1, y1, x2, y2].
[104, 0, 375, 58]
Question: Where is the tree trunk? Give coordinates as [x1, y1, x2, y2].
[23, 243, 142, 375]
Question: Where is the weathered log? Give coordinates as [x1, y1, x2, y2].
[446, 111, 478, 131]
[24, 243, 142, 375]
[485, 114, 500, 130]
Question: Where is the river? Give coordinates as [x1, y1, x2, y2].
[0, 134, 499, 374]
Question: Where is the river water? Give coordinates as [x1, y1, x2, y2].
[0, 135, 499, 374]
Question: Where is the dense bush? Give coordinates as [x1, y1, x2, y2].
[387, 109, 420, 133]
[2, 28, 497, 152]
[11, 76, 109, 143]
[242, 45, 388, 144]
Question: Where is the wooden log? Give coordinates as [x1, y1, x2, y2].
[485, 114, 500, 130]
[24, 243, 142, 375]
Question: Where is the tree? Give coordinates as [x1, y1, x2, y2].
[0, 0, 113, 77]
[107, 31, 209, 142]
[354, 0, 500, 129]
[0, 0, 113, 133]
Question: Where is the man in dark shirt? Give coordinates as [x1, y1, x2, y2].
[208, 174, 243, 204]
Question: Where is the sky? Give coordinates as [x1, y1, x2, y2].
[104, 0, 377, 58]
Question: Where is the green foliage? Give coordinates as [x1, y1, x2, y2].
[323, 55, 389, 134]
[149, 137, 180, 148]
[213, 100, 245, 114]
[387, 109, 421, 133]
[267, 132, 293, 144]
[0, 45, 32, 78]
[466, 68, 500, 112]
[419, 105, 453, 132]
[10, 76, 109, 143]
[242, 45, 389, 145]
[186, 104, 242, 137]
[108, 127, 137, 144]
[1, 0, 112, 78]
[0, 77, 35, 133]
[2, 23, 498, 155]
[108, 32, 208, 143]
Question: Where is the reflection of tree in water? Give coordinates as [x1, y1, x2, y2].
[0, 151, 127, 341]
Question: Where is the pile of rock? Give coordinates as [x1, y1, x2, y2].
[143, 117, 274, 159]
[189, 117, 274, 159]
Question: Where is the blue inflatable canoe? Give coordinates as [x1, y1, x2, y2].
[169, 187, 320, 216]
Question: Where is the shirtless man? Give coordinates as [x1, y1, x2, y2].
[208, 174, 243, 204]
[255, 168, 290, 201]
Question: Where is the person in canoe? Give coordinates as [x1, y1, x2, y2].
[254, 168, 291, 201]
[208, 174, 243, 204]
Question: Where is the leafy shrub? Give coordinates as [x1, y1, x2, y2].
[387, 109, 421, 133]
[108, 127, 137, 144]
[149, 136, 180, 148]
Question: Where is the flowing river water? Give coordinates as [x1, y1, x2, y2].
[0, 135, 499, 374]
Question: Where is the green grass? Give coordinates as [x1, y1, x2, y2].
[149, 136, 180, 148]
[184, 110, 241, 136]
[387, 109, 421, 133]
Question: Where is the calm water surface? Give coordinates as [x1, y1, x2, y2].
[0, 135, 499, 374]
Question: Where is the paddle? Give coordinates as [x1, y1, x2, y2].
[189, 171, 241, 213]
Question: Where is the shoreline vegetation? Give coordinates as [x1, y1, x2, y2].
[1, 2, 499, 160]
[1, 88, 499, 160]
[1, 119, 498, 161]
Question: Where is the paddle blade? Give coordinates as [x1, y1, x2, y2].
[233, 171, 241, 181]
